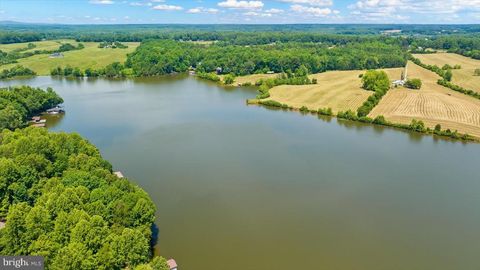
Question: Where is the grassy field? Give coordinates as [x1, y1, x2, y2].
[370, 61, 480, 138]
[1, 41, 140, 75]
[413, 53, 480, 93]
[264, 68, 404, 113]
[224, 73, 279, 85]
[0, 39, 78, 53]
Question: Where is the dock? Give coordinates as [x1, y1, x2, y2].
[167, 259, 178, 270]
[46, 106, 65, 115]
[30, 116, 47, 128]
[114, 171, 124, 178]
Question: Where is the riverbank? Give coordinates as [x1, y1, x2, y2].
[237, 70, 479, 142]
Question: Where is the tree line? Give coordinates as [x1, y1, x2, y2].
[126, 40, 407, 77]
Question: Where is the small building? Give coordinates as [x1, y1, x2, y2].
[392, 79, 405, 87]
[167, 259, 178, 270]
[266, 71, 275, 74]
[114, 171, 124, 178]
[49, 52, 64, 58]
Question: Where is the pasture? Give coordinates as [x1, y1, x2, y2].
[0, 39, 78, 53]
[413, 53, 480, 93]
[1, 41, 140, 75]
[370, 61, 480, 138]
[265, 68, 403, 113]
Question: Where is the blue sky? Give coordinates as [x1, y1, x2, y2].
[1, 0, 480, 24]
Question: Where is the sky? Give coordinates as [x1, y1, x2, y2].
[1, 0, 480, 24]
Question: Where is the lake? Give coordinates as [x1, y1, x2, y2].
[2, 76, 480, 270]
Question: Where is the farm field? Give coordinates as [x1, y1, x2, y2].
[0, 39, 78, 53]
[1, 41, 140, 75]
[413, 52, 480, 93]
[265, 68, 403, 113]
[369, 61, 480, 138]
[226, 73, 279, 85]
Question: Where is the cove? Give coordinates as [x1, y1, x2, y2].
[2, 75, 480, 270]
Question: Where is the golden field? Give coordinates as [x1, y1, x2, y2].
[413, 53, 480, 93]
[264, 68, 404, 113]
[369, 61, 480, 138]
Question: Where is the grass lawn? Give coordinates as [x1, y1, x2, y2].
[370, 61, 480, 138]
[1, 41, 140, 75]
[264, 68, 403, 113]
[413, 53, 480, 93]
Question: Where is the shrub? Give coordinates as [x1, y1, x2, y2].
[404, 78, 422, 89]
[442, 64, 452, 70]
[197, 72, 220, 82]
[373, 115, 387, 125]
[444, 69, 453, 81]
[318, 107, 333, 116]
[474, 68, 480, 76]
[409, 119, 426, 132]
[258, 100, 283, 107]
[223, 74, 235, 85]
[361, 70, 390, 91]
[299, 106, 309, 112]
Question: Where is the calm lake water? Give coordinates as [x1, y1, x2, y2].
[2, 76, 480, 270]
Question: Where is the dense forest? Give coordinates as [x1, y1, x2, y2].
[0, 127, 169, 270]
[0, 85, 62, 130]
[126, 40, 407, 76]
[410, 35, 480, 59]
[2, 23, 480, 44]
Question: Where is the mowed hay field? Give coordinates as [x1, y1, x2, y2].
[413, 53, 480, 93]
[1, 42, 140, 75]
[265, 68, 403, 113]
[369, 61, 480, 138]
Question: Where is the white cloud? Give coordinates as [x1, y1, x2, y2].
[152, 4, 183, 10]
[244, 11, 272, 16]
[187, 7, 220, 14]
[349, 0, 480, 21]
[265, 8, 284, 13]
[218, 0, 264, 9]
[89, 0, 114, 4]
[279, 0, 332, 6]
[290, 4, 337, 16]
